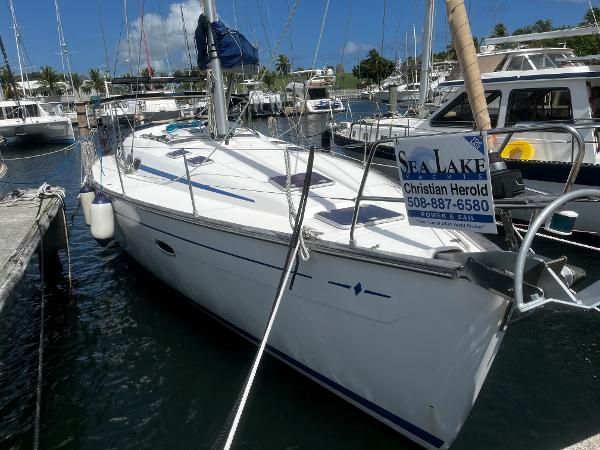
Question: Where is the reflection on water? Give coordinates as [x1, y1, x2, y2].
[0, 101, 600, 450]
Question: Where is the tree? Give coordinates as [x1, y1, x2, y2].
[582, 7, 600, 25]
[140, 66, 156, 77]
[38, 65, 61, 94]
[335, 63, 344, 75]
[351, 49, 394, 83]
[0, 67, 21, 99]
[491, 23, 508, 38]
[260, 68, 275, 90]
[70, 73, 83, 99]
[275, 54, 290, 75]
[88, 68, 105, 94]
[513, 19, 553, 35]
[81, 82, 92, 95]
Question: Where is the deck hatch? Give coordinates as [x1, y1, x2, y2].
[269, 172, 334, 191]
[166, 149, 191, 158]
[187, 155, 214, 166]
[315, 205, 403, 229]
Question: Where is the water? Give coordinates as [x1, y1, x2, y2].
[1, 102, 600, 450]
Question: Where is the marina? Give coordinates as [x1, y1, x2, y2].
[2, 1, 600, 449]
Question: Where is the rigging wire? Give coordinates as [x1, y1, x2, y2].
[140, 0, 153, 74]
[255, 0, 273, 58]
[156, 0, 173, 76]
[180, 2, 194, 78]
[6, 0, 30, 98]
[589, 0, 600, 33]
[96, 0, 112, 76]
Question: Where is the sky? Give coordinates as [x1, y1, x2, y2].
[0, 0, 596, 78]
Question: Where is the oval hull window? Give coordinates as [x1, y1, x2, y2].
[155, 240, 176, 256]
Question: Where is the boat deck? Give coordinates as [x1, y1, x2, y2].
[94, 124, 487, 261]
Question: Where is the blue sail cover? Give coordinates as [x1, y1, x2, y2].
[195, 14, 259, 73]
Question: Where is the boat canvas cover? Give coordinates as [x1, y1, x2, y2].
[195, 15, 259, 73]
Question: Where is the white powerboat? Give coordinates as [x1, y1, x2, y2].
[284, 69, 345, 114]
[332, 29, 600, 234]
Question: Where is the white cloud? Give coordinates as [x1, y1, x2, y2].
[118, 0, 202, 75]
[341, 41, 374, 56]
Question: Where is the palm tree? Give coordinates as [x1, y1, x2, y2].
[0, 67, 20, 99]
[38, 65, 61, 94]
[88, 68, 105, 94]
[275, 54, 290, 75]
[71, 73, 83, 99]
[81, 82, 92, 96]
[491, 23, 508, 38]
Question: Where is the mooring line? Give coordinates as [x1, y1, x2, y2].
[213, 147, 315, 450]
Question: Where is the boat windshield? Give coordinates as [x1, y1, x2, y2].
[1, 104, 40, 119]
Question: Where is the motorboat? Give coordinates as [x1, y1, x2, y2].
[0, 100, 74, 144]
[284, 69, 345, 115]
[331, 28, 600, 234]
[240, 79, 282, 118]
[82, 4, 600, 449]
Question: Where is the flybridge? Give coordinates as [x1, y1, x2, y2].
[484, 25, 600, 46]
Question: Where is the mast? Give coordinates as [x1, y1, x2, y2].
[445, 0, 491, 134]
[418, 0, 435, 107]
[7, 0, 27, 97]
[54, 0, 75, 99]
[202, 0, 228, 137]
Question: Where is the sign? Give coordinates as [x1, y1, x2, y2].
[395, 133, 497, 234]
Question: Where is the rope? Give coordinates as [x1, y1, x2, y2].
[215, 147, 315, 450]
[0, 141, 79, 161]
[283, 145, 310, 260]
[32, 223, 45, 450]
[513, 225, 600, 252]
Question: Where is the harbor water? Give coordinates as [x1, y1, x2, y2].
[1, 100, 600, 450]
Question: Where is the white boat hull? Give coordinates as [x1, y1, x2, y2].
[0, 116, 74, 144]
[110, 195, 509, 449]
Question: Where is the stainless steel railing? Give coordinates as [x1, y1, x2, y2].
[348, 124, 594, 247]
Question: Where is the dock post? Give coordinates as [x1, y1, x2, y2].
[388, 85, 398, 114]
[75, 102, 89, 137]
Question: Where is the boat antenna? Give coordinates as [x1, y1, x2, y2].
[6, 0, 28, 98]
[0, 34, 22, 114]
[202, 0, 228, 136]
[53, 0, 75, 100]
[418, 0, 435, 108]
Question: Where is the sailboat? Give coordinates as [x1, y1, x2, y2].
[0, 0, 74, 145]
[82, 1, 600, 448]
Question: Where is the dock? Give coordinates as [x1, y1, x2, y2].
[0, 185, 67, 312]
[566, 434, 600, 449]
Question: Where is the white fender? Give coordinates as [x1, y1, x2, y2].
[90, 192, 114, 246]
[79, 183, 95, 226]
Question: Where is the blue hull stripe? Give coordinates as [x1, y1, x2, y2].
[114, 210, 445, 448]
[115, 210, 311, 279]
[180, 279, 445, 449]
[139, 164, 255, 203]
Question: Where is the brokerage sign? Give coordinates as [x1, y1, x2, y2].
[395, 133, 497, 234]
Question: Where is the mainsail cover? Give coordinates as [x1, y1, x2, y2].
[195, 14, 259, 73]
